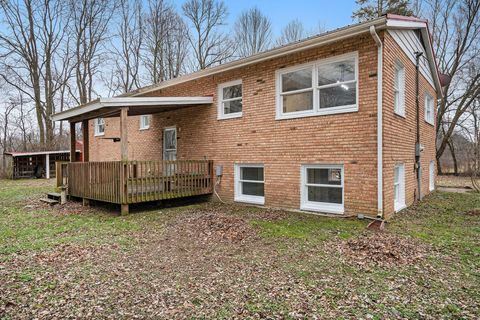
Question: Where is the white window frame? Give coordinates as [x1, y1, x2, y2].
[139, 115, 151, 130]
[394, 163, 406, 212]
[429, 160, 435, 191]
[217, 79, 243, 120]
[275, 52, 359, 120]
[300, 164, 344, 214]
[425, 93, 435, 125]
[94, 118, 105, 136]
[394, 61, 406, 117]
[234, 163, 265, 205]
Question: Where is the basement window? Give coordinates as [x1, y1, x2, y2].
[140, 115, 151, 130]
[425, 93, 435, 125]
[394, 61, 405, 117]
[218, 80, 242, 119]
[394, 163, 406, 212]
[94, 118, 105, 136]
[234, 164, 264, 205]
[300, 165, 344, 214]
[276, 52, 358, 120]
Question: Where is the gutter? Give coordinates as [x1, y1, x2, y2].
[370, 26, 384, 219]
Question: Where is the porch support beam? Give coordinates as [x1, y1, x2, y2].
[82, 120, 89, 162]
[120, 107, 129, 161]
[70, 122, 76, 162]
[120, 107, 129, 215]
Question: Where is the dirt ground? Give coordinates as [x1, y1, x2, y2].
[0, 179, 479, 319]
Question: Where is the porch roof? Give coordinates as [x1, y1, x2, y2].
[51, 96, 214, 123]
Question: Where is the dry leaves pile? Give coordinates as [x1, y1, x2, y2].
[327, 231, 430, 269]
[169, 209, 257, 244]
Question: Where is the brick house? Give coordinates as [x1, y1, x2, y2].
[52, 14, 445, 219]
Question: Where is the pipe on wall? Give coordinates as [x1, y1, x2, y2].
[415, 51, 424, 201]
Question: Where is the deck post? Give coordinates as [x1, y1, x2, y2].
[120, 107, 129, 162]
[120, 107, 129, 215]
[82, 120, 89, 162]
[70, 122, 76, 162]
[121, 204, 129, 215]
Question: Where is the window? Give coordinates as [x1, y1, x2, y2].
[276, 52, 358, 120]
[425, 93, 435, 125]
[300, 165, 344, 214]
[234, 164, 264, 205]
[429, 161, 435, 191]
[218, 80, 242, 119]
[394, 61, 405, 116]
[94, 118, 105, 136]
[140, 115, 151, 130]
[394, 163, 406, 212]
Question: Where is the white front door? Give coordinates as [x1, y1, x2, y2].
[163, 127, 177, 161]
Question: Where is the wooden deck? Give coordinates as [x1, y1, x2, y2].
[57, 160, 214, 213]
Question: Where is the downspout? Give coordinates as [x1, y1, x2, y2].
[370, 26, 383, 219]
[415, 52, 424, 200]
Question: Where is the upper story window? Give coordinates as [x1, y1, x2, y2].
[94, 118, 105, 136]
[425, 93, 435, 125]
[140, 115, 151, 130]
[218, 80, 242, 119]
[276, 52, 358, 120]
[394, 61, 405, 117]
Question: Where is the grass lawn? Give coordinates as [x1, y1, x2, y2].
[0, 179, 479, 319]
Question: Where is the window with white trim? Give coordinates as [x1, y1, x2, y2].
[234, 164, 264, 204]
[140, 115, 151, 130]
[94, 118, 105, 136]
[394, 61, 405, 116]
[276, 52, 358, 120]
[300, 165, 344, 214]
[394, 163, 406, 212]
[218, 80, 242, 119]
[425, 93, 435, 125]
[429, 160, 435, 191]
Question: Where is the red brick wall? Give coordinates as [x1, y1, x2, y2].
[382, 31, 437, 218]
[88, 31, 436, 217]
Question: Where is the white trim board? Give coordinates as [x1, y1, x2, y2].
[388, 29, 435, 89]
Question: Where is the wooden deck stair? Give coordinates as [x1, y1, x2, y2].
[40, 192, 62, 205]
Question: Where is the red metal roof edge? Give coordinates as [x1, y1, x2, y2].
[386, 13, 428, 23]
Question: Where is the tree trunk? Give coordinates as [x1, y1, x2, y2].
[447, 140, 459, 176]
[436, 156, 443, 175]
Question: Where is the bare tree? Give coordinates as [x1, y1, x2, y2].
[233, 7, 272, 57]
[0, 101, 15, 170]
[352, 0, 414, 21]
[107, 0, 144, 94]
[68, 0, 116, 104]
[426, 0, 480, 173]
[143, 0, 188, 84]
[0, 0, 70, 147]
[162, 13, 189, 80]
[182, 0, 233, 70]
[275, 19, 306, 46]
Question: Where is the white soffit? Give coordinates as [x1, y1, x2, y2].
[51, 96, 213, 122]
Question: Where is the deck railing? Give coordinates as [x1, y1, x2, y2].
[60, 160, 213, 204]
